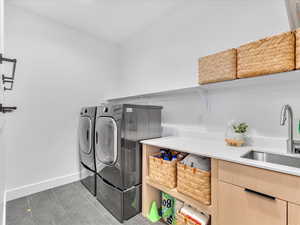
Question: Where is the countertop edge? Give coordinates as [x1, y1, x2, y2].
[141, 136, 300, 178]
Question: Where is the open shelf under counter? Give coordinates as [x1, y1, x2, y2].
[142, 144, 219, 225]
[146, 176, 213, 215]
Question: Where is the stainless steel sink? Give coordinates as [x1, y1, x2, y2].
[241, 150, 300, 169]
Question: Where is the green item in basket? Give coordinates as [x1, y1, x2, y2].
[161, 192, 176, 225]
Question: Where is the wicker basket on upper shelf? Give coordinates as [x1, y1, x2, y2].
[177, 162, 211, 205]
[198, 48, 237, 84]
[148, 153, 177, 189]
[237, 31, 295, 78]
[295, 29, 300, 69]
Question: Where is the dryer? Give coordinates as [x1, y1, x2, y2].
[95, 103, 162, 222]
[78, 106, 97, 196]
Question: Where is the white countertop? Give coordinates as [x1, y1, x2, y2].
[141, 136, 300, 177]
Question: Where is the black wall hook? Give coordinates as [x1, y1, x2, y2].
[0, 104, 17, 113]
[0, 53, 17, 91]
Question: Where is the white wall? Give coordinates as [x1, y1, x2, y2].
[4, 4, 120, 198]
[117, 0, 300, 140]
[119, 0, 289, 96]
[0, 0, 6, 223]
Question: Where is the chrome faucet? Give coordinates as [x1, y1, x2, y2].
[280, 104, 294, 153]
[280, 105, 300, 153]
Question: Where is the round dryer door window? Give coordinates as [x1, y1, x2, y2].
[78, 117, 92, 154]
[95, 117, 118, 165]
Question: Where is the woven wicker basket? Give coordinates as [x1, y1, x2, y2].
[237, 31, 295, 78]
[198, 48, 237, 84]
[295, 29, 300, 69]
[177, 162, 211, 205]
[148, 153, 177, 189]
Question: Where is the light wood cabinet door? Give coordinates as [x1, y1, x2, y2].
[288, 203, 300, 225]
[218, 181, 287, 225]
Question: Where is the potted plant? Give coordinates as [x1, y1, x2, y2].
[225, 122, 248, 147]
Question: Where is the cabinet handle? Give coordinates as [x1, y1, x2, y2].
[244, 188, 275, 200]
[95, 131, 98, 144]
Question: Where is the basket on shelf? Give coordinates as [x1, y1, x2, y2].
[295, 29, 300, 69]
[177, 162, 211, 205]
[198, 48, 237, 84]
[148, 153, 177, 189]
[237, 31, 295, 78]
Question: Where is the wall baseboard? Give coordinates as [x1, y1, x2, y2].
[6, 172, 80, 202]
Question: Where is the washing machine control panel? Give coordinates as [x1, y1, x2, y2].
[80, 107, 96, 117]
[96, 104, 123, 121]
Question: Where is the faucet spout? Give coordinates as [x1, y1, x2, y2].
[280, 104, 294, 153]
[280, 106, 287, 126]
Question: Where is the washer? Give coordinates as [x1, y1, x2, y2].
[78, 106, 97, 195]
[95, 103, 162, 222]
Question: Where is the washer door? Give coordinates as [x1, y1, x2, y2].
[79, 116, 92, 155]
[95, 117, 118, 165]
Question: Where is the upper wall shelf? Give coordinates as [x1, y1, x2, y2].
[107, 70, 300, 102]
[107, 86, 202, 102]
[200, 69, 300, 90]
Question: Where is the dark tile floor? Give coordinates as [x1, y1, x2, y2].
[6, 182, 164, 225]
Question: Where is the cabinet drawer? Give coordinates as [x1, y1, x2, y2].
[218, 181, 287, 225]
[219, 160, 300, 204]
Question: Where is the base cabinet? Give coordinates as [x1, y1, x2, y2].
[218, 181, 287, 225]
[142, 144, 300, 225]
[288, 203, 300, 225]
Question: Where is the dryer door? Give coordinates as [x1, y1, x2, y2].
[95, 117, 118, 166]
[78, 116, 92, 155]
